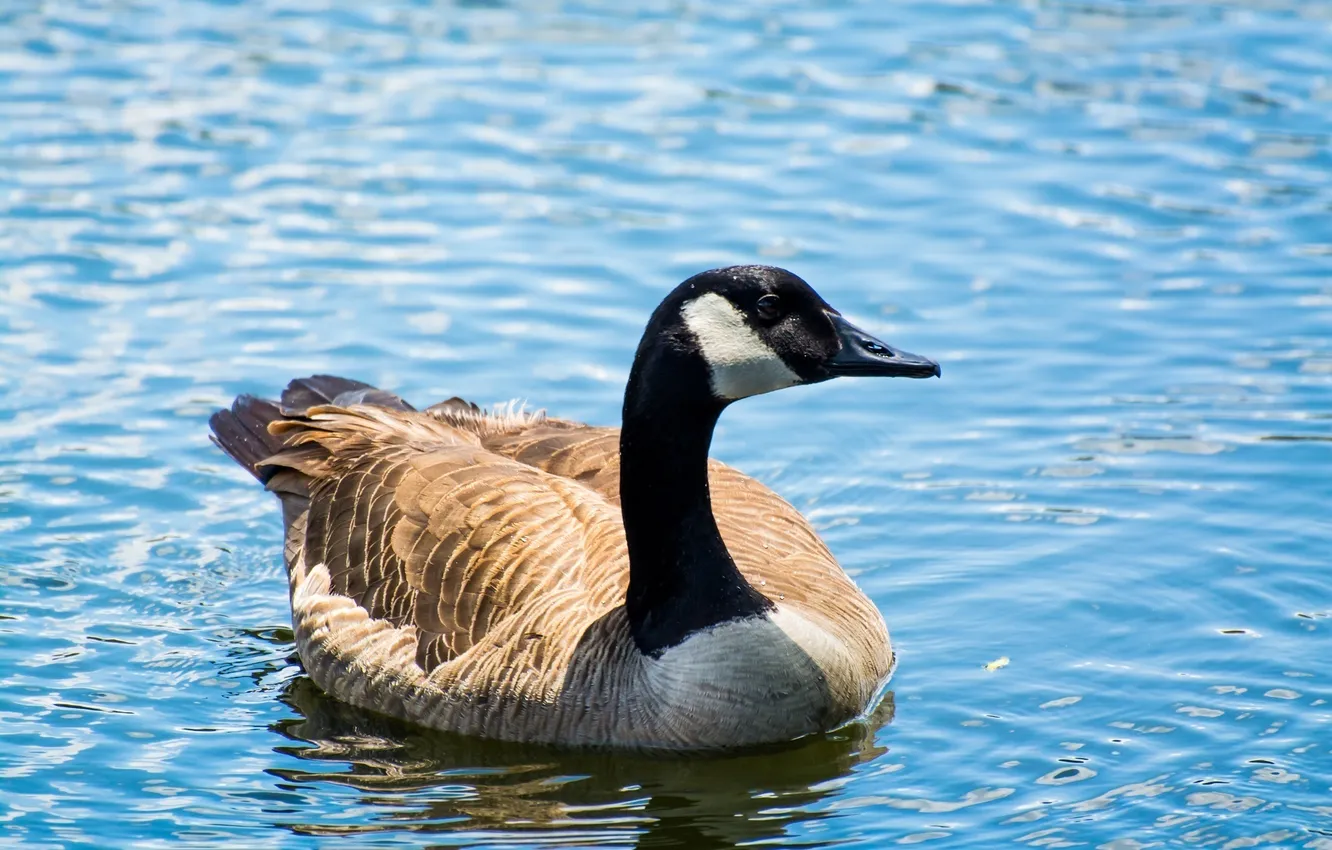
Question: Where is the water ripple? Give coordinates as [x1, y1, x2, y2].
[1, 0, 1329, 847]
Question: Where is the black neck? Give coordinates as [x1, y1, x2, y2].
[619, 340, 773, 656]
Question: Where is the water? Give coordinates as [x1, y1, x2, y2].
[1, 0, 1329, 846]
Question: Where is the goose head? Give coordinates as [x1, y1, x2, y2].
[630, 265, 939, 410]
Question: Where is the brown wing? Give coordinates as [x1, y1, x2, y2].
[475, 417, 860, 621]
[473, 415, 854, 603]
[479, 424, 623, 503]
[225, 379, 862, 679]
[262, 405, 628, 675]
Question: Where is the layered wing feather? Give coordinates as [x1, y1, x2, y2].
[259, 403, 629, 678]
[477, 423, 859, 622]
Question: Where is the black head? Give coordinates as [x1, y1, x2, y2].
[640, 265, 939, 404]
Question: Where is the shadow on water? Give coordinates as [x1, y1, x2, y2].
[268, 676, 896, 847]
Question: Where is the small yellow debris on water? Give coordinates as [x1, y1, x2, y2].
[984, 656, 1010, 672]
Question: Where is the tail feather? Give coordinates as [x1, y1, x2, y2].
[212, 375, 418, 484]
[209, 396, 287, 483]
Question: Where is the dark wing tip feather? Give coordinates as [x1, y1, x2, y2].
[425, 396, 482, 416]
[281, 375, 415, 414]
[280, 375, 372, 410]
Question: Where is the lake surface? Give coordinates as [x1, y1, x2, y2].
[1, 0, 1329, 846]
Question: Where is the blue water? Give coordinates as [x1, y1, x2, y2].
[2, 0, 1329, 846]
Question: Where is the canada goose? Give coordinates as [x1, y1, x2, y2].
[211, 265, 938, 750]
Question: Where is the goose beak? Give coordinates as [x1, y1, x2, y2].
[825, 313, 941, 379]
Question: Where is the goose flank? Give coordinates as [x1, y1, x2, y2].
[210, 265, 939, 750]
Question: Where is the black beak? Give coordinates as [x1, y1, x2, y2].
[825, 312, 941, 379]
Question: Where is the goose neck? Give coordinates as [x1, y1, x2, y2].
[618, 351, 771, 655]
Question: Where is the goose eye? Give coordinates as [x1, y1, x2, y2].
[755, 294, 782, 321]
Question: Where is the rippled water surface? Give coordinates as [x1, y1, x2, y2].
[2, 1, 1330, 846]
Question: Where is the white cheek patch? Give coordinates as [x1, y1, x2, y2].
[681, 292, 801, 400]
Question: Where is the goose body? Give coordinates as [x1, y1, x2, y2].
[212, 265, 938, 749]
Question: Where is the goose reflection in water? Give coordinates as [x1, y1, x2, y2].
[267, 676, 896, 847]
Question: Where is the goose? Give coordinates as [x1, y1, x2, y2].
[211, 264, 939, 750]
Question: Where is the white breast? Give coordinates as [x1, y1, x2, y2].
[636, 605, 875, 747]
